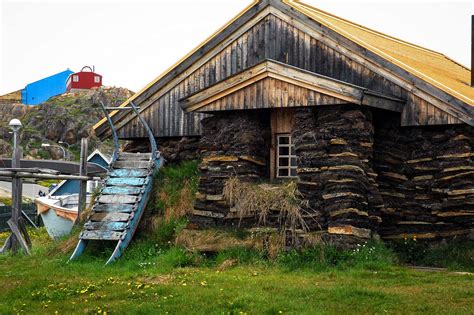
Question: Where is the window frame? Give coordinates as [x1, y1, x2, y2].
[276, 133, 297, 179]
[72, 75, 79, 82]
[94, 76, 100, 83]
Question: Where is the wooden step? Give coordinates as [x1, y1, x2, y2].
[109, 169, 149, 178]
[81, 230, 123, 241]
[118, 156, 151, 162]
[114, 160, 150, 169]
[93, 204, 135, 213]
[90, 212, 132, 222]
[119, 152, 152, 160]
[106, 177, 147, 187]
[98, 194, 138, 204]
[102, 186, 143, 195]
[85, 221, 128, 231]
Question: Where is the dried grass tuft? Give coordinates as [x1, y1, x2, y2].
[251, 230, 286, 260]
[223, 177, 310, 241]
[176, 229, 253, 252]
[50, 234, 80, 255]
[176, 228, 287, 259]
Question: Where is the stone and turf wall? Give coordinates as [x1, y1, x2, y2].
[292, 106, 384, 243]
[189, 111, 271, 228]
[374, 116, 474, 240]
[188, 106, 473, 244]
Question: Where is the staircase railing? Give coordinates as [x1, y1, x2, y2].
[99, 101, 120, 165]
[130, 101, 158, 163]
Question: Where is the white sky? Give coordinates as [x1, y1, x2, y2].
[0, 0, 472, 95]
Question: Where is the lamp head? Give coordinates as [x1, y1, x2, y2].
[8, 119, 22, 132]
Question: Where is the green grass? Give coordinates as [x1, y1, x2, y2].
[0, 232, 473, 314]
[150, 160, 199, 217]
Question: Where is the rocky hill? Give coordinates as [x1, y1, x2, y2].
[0, 86, 133, 160]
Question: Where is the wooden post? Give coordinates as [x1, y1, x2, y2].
[7, 129, 30, 254]
[77, 138, 88, 224]
[11, 130, 22, 252]
[11, 142, 22, 225]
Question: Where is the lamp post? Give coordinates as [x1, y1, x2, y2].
[9, 119, 22, 225]
[41, 143, 67, 160]
[3, 119, 30, 254]
[58, 141, 71, 160]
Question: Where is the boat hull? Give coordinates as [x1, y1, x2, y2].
[35, 195, 90, 239]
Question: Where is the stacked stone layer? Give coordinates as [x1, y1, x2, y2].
[190, 111, 271, 228]
[374, 119, 474, 240]
[292, 106, 383, 240]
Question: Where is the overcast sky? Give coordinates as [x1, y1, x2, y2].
[0, 0, 471, 95]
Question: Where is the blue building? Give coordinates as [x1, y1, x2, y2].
[49, 150, 110, 196]
[21, 69, 74, 105]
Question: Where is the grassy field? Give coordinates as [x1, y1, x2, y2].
[0, 227, 473, 314]
[0, 162, 473, 314]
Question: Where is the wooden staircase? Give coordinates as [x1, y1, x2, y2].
[70, 102, 162, 265]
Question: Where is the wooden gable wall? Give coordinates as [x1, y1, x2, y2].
[196, 76, 347, 112]
[118, 9, 464, 139]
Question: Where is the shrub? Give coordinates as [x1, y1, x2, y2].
[344, 241, 396, 270]
[277, 241, 396, 271]
[389, 239, 474, 271]
[156, 247, 199, 268]
[388, 237, 427, 265]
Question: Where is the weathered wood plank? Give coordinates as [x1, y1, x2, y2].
[98, 195, 138, 204]
[109, 169, 149, 178]
[93, 204, 135, 213]
[113, 160, 150, 169]
[85, 221, 128, 231]
[90, 212, 132, 222]
[102, 186, 143, 195]
[106, 177, 147, 187]
[81, 230, 123, 241]
[118, 153, 151, 160]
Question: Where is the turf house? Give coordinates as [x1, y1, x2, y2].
[94, 0, 474, 247]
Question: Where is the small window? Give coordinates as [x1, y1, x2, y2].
[276, 134, 297, 178]
[94, 76, 100, 83]
[73, 75, 79, 82]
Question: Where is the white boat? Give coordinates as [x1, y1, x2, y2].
[35, 194, 91, 239]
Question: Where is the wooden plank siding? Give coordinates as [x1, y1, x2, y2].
[117, 12, 463, 139]
[401, 94, 462, 126]
[193, 77, 347, 112]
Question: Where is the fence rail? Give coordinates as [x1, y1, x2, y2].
[0, 204, 40, 232]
